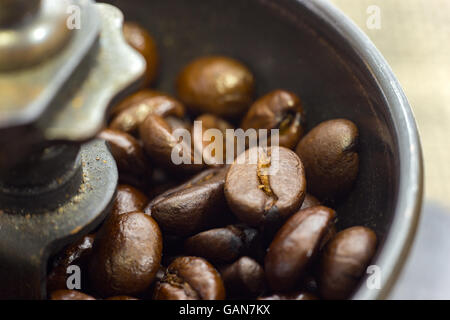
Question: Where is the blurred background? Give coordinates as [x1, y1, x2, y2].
[329, 0, 450, 299]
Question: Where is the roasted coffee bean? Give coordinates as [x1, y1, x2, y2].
[258, 292, 317, 300]
[184, 225, 261, 264]
[301, 193, 321, 210]
[295, 119, 359, 201]
[88, 212, 162, 297]
[106, 296, 139, 300]
[97, 129, 151, 187]
[220, 257, 266, 299]
[265, 206, 336, 292]
[111, 184, 148, 217]
[110, 94, 185, 136]
[50, 290, 95, 300]
[47, 234, 95, 293]
[241, 90, 305, 149]
[177, 56, 254, 118]
[154, 256, 225, 300]
[146, 167, 230, 236]
[110, 89, 165, 118]
[123, 22, 159, 87]
[140, 113, 203, 173]
[193, 114, 234, 165]
[318, 226, 377, 300]
[225, 146, 306, 227]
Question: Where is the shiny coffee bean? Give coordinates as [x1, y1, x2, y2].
[258, 292, 317, 300]
[265, 206, 336, 292]
[193, 114, 234, 165]
[146, 167, 230, 236]
[98, 129, 151, 187]
[154, 256, 225, 300]
[50, 290, 95, 300]
[220, 257, 266, 299]
[123, 22, 159, 87]
[318, 226, 377, 300]
[140, 113, 203, 174]
[111, 184, 148, 217]
[110, 89, 165, 118]
[225, 146, 306, 227]
[47, 234, 95, 293]
[110, 94, 185, 136]
[177, 56, 254, 118]
[88, 212, 162, 297]
[106, 296, 139, 300]
[301, 193, 321, 210]
[295, 119, 359, 201]
[241, 90, 305, 149]
[184, 225, 261, 264]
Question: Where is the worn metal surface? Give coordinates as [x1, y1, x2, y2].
[0, 140, 118, 299]
[0, 0, 99, 128]
[105, 0, 423, 299]
[38, 3, 146, 142]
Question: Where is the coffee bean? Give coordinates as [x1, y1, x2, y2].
[295, 119, 359, 201]
[177, 56, 254, 118]
[123, 22, 159, 87]
[88, 212, 162, 297]
[265, 206, 336, 292]
[146, 167, 230, 236]
[111, 184, 148, 217]
[50, 290, 95, 300]
[224, 146, 306, 227]
[109, 89, 166, 119]
[140, 113, 203, 173]
[97, 129, 151, 188]
[154, 256, 225, 300]
[110, 94, 185, 136]
[184, 225, 261, 264]
[220, 257, 266, 299]
[241, 90, 305, 149]
[47, 234, 95, 293]
[258, 292, 317, 300]
[318, 226, 377, 300]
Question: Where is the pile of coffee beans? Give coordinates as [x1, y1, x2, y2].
[47, 21, 377, 300]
